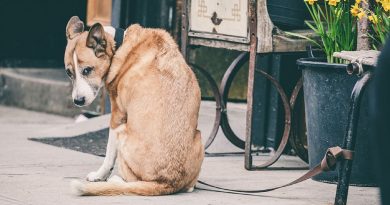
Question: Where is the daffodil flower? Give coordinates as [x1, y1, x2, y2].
[351, 3, 360, 17]
[357, 9, 366, 19]
[369, 14, 379, 24]
[304, 0, 318, 5]
[382, 0, 390, 11]
[328, 0, 341, 6]
[356, 0, 368, 4]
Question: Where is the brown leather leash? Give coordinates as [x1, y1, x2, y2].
[196, 146, 354, 194]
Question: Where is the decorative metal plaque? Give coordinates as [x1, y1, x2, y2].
[189, 0, 249, 38]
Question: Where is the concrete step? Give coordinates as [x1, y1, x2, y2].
[0, 68, 102, 117]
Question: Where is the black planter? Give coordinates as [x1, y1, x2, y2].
[297, 58, 376, 186]
[267, 0, 309, 30]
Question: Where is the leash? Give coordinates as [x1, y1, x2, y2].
[196, 146, 354, 194]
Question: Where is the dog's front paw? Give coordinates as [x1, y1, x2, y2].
[86, 171, 106, 182]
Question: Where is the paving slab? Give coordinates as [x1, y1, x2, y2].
[0, 105, 380, 205]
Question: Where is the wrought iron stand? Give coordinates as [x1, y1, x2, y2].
[181, 0, 377, 204]
[334, 67, 374, 205]
[180, 0, 312, 169]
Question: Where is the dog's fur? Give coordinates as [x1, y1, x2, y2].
[64, 16, 204, 196]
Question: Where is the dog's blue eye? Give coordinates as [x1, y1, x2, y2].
[82, 67, 93, 76]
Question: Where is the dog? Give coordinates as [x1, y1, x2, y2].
[64, 16, 204, 196]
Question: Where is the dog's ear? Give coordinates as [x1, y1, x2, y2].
[86, 23, 107, 58]
[66, 16, 84, 40]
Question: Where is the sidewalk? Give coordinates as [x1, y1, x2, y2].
[0, 103, 380, 205]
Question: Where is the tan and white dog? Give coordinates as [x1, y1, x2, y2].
[64, 16, 204, 196]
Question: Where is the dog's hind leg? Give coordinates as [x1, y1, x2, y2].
[181, 173, 199, 193]
[182, 130, 204, 193]
[108, 175, 125, 183]
[117, 152, 138, 182]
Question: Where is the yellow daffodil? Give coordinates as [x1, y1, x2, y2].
[328, 0, 341, 6]
[351, 3, 360, 17]
[382, 0, 390, 11]
[304, 0, 318, 5]
[357, 9, 366, 19]
[369, 14, 379, 24]
[356, 0, 367, 4]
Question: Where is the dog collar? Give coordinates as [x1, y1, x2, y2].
[114, 28, 125, 50]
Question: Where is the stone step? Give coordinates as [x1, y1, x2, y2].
[0, 68, 102, 117]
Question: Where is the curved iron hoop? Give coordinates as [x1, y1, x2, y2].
[219, 52, 249, 149]
[219, 52, 293, 168]
[288, 78, 309, 163]
[289, 78, 303, 114]
[253, 69, 292, 168]
[189, 63, 222, 150]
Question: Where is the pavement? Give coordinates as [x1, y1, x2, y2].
[0, 102, 381, 205]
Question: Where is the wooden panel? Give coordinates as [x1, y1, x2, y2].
[87, 0, 112, 26]
[188, 31, 248, 43]
[256, 0, 273, 53]
[189, 0, 249, 38]
[189, 37, 250, 51]
[186, 0, 314, 53]
[273, 35, 311, 53]
[333, 50, 380, 66]
[188, 32, 315, 53]
[273, 29, 316, 53]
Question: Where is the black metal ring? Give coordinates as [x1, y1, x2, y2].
[189, 63, 222, 150]
[219, 52, 295, 168]
[288, 78, 309, 163]
[219, 52, 248, 149]
[252, 69, 292, 168]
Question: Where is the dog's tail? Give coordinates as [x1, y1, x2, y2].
[70, 180, 176, 196]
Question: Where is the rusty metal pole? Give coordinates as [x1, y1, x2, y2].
[334, 70, 372, 205]
[245, 0, 258, 170]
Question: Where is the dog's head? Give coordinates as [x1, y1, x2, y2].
[64, 16, 114, 107]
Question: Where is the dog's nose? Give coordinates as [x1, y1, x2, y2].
[74, 97, 85, 106]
